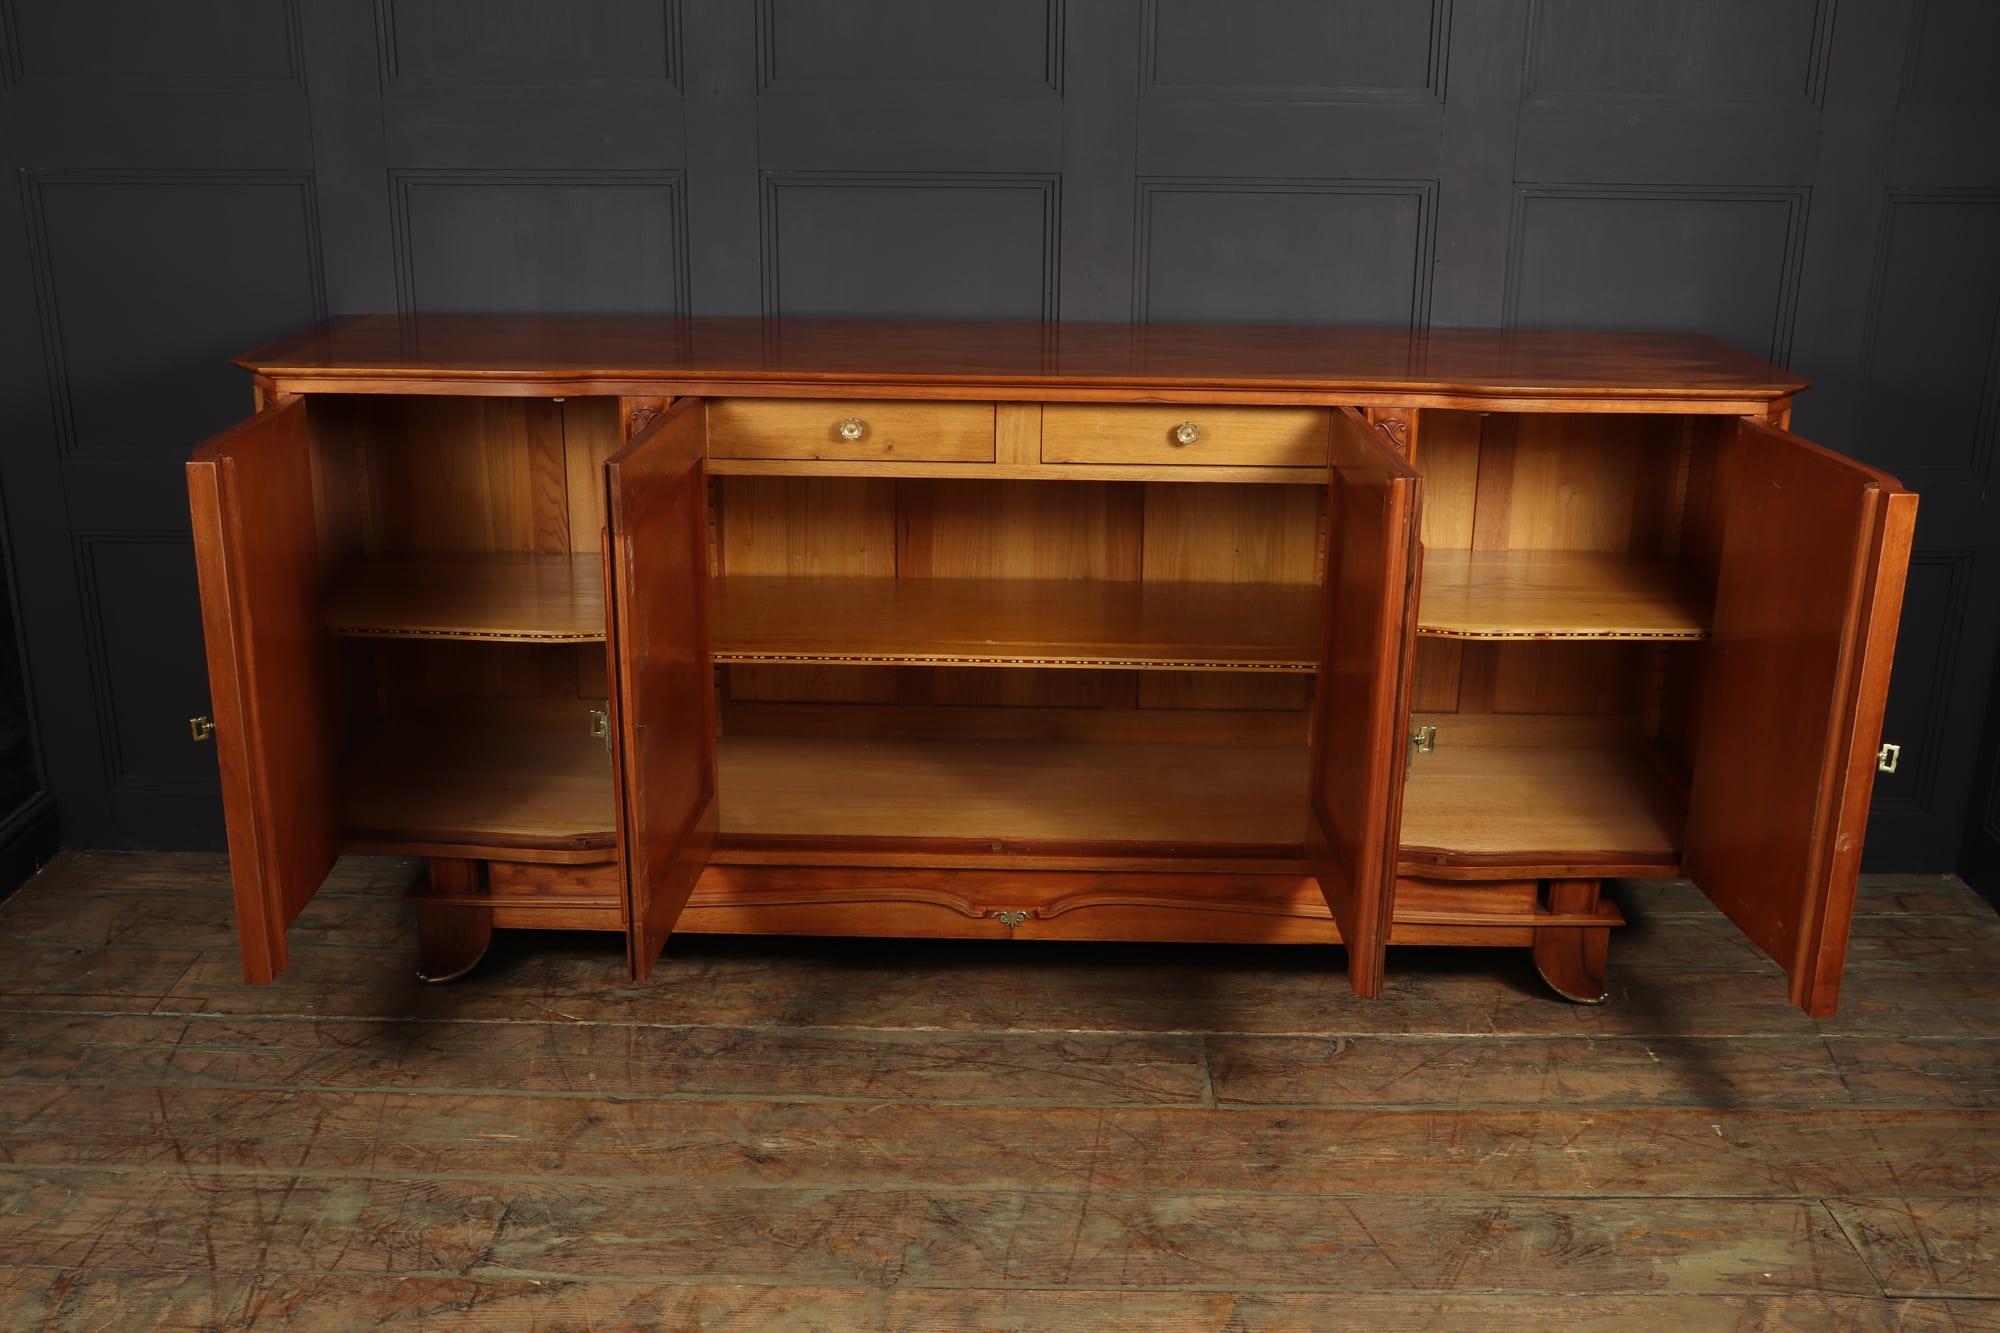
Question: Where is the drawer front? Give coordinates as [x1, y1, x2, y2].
[1042, 405, 1329, 468]
[708, 399, 995, 462]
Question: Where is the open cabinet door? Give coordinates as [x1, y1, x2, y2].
[1308, 408, 1423, 997]
[604, 397, 718, 982]
[186, 399, 340, 983]
[1685, 419, 1917, 1017]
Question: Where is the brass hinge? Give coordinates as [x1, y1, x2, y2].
[188, 716, 215, 743]
[1877, 742, 1901, 774]
[589, 704, 611, 753]
[1408, 725, 1437, 761]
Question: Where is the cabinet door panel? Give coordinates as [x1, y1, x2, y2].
[1685, 419, 1916, 1016]
[1309, 407, 1423, 996]
[186, 399, 338, 983]
[605, 397, 717, 981]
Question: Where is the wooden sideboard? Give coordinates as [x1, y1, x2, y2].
[185, 317, 1915, 1015]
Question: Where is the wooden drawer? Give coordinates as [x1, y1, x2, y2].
[1041, 405, 1328, 468]
[708, 399, 995, 462]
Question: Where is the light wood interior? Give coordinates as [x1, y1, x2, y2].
[714, 474, 1322, 715]
[1399, 742, 1682, 866]
[712, 575, 1318, 671]
[343, 716, 615, 857]
[326, 553, 605, 642]
[307, 396, 1716, 873]
[1417, 550, 1709, 640]
[1395, 410, 1707, 867]
[716, 734, 1308, 849]
[315, 545, 1708, 650]
[705, 472, 1322, 855]
[1410, 410, 1709, 698]
[305, 395, 624, 862]
[331, 706, 1685, 869]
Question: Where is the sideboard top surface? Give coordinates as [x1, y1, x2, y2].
[238, 316, 1807, 402]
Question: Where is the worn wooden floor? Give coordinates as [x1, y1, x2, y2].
[0, 853, 1995, 1329]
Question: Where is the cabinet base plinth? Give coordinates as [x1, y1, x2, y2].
[407, 858, 1628, 993]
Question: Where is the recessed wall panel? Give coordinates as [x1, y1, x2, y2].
[393, 172, 686, 315]
[380, 0, 676, 87]
[23, 172, 323, 460]
[1527, 0, 1830, 101]
[1508, 186, 1805, 362]
[762, 174, 1057, 320]
[1137, 180, 1432, 326]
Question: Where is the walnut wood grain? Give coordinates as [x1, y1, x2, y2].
[604, 397, 718, 981]
[1683, 420, 1919, 1018]
[182, 317, 1916, 1018]
[1308, 408, 1422, 998]
[1533, 880, 1614, 1004]
[412, 858, 492, 984]
[238, 316, 1808, 405]
[185, 400, 339, 984]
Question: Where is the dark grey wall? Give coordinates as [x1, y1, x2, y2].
[1965, 653, 2000, 903]
[0, 0, 1995, 870]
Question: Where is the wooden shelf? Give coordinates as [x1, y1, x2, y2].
[1399, 741, 1682, 868]
[337, 718, 1677, 872]
[326, 554, 604, 642]
[713, 576, 1318, 672]
[718, 735, 1309, 849]
[344, 717, 615, 858]
[1418, 551, 1709, 640]
[320, 550, 1707, 651]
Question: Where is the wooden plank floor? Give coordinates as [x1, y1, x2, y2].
[0, 853, 1996, 1330]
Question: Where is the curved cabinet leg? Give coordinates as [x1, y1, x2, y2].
[415, 859, 492, 984]
[416, 903, 492, 983]
[1533, 878, 1610, 1005]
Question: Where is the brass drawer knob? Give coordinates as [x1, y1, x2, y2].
[1172, 421, 1201, 446]
[838, 416, 866, 442]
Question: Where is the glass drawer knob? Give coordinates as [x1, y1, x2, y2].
[838, 417, 866, 442]
[1173, 421, 1201, 446]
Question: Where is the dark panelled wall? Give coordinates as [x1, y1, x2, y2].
[0, 0, 1995, 870]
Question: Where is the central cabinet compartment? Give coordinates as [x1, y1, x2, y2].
[706, 473, 1323, 862]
